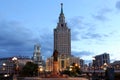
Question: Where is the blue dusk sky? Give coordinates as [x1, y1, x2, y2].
[0, 0, 120, 63]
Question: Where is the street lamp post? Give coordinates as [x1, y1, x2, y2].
[2, 63, 10, 78]
[38, 66, 43, 77]
[92, 57, 96, 74]
[2, 63, 6, 71]
[2, 63, 6, 76]
[69, 66, 72, 71]
[103, 63, 107, 79]
[12, 57, 19, 80]
[92, 57, 96, 79]
[69, 66, 73, 76]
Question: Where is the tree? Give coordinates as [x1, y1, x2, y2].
[62, 63, 82, 77]
[19, 62, 38, 77]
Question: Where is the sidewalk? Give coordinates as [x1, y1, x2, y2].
[19, 77, 89, 80]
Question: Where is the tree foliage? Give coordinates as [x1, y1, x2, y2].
[62, 63, 82, 77]
[19, 62, 38, 77]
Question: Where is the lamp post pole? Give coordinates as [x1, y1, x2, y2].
[92, 57, 96, 80]
[2, 63, 6, 74]
[12, 57, 18, 80]
[69, 66, 73, 76]
[92, 57, 96, 74]
[103, 63, 107, 79]
[38, 66, 43, 77]
[3, 63, 6, 70]
[2, 63, 10, 78]
[12, 57, 18, 74]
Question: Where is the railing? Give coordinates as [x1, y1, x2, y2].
[83, 69, 120, 73]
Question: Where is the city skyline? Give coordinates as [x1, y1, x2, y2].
[0, 0, 120, 63]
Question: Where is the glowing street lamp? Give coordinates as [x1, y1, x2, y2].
[75, 63, 78, 67]
[39, 67, 43, 72]
[69, 67, 72, 71]
[103, 63, 107, 70]
[3, 63, 6, 66]
[12, 57, 17, 61]
[69, 65, 73, 70]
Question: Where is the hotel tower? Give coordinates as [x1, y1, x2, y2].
[54, 3, 71, 56]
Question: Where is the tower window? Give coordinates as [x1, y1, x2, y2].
[61, 24, 63, 27]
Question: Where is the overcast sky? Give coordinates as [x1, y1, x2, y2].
[0, 0, 120, 63]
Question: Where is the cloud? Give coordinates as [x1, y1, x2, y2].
[0, 20, 39, 57]
[71, 31, 80, 41]
[0, 20, 54, 58]
[92, 8, 112, 21]
[92, 15, 107, 21]
[71, 51, 94, 64]
[68, 16, 85, 29]
[68, 16, 107, 43]
[85, 60, 92, 64]
[81, 32, 102, 40]
[40, 33, 53, 58]
[68, 17, 82, 41]
[72, 51, 93, 57]
[116, 1, 120, 10]
[68, 16, 92, 41]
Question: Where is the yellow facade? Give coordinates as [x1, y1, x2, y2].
[46, 55, 80, 72]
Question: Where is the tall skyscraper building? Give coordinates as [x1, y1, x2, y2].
[54, 3, 71, 56]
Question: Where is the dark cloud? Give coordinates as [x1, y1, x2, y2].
[116, 1, 120, 10]
[0, 20, 54, 58]
[40, 33, 53, 58]
[0, 20, 40, 57]
[92, 8, 112, 21]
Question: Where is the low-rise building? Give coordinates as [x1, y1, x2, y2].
[111, 61, 120, 70]
[93, 53, 110, 69]
[0, 56, 32, 75]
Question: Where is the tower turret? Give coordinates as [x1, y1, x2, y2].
[59, 3, 65, 23]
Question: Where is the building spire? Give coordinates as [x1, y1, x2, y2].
[59, 3, 65, 23]
[61, 3, 63, 14]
